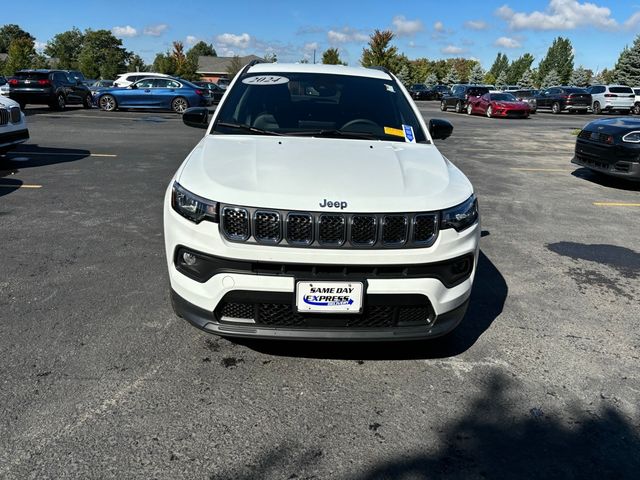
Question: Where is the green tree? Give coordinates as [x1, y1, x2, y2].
[593, 68, 614, 85]
[3, 37, 35, 75]
[538, 37, 574, 85]
[541, 68, 561, 88]
[570, 66, 591, 86]
[396, 63, 410, 85]
[443, 66, 459, 85]
[44, 27, 84, 69]
[0, 24, 34, 53]
[489, 52, 509, 80]
[613, 35, 640, 86]
[171, 41, 198, 79]
[425, 72, 438, 85]
[496, 70, 507, 87]
[506, 53, 534, 84]
[77, 29, 128, 79]
[186, 40, 216, 69]
[517, 69, 535, 88]
[263, 52, 277, 63]
[468, 63, 485, 84]
[360, 29, 401, 72]
[127, 54, 146, 72]
[483, 72, 496, 85]
[322, 47, 345, 65]
[152, 52, 176, 74]
[31, 53, 49, 69]
[226, 55, 243, 79]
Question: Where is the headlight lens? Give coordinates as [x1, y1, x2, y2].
[171, 182, 219, 223]
[622, 131, 640, 143]
[441, 195, 479, 232]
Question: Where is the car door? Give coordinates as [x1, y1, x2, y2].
[119, 78, 154, 107]
[53, 72, 75, 101]
[477, 93, 490, 114]
[537, 89, 551, 108]
[150, 78, 181, 109]
[64, 73, 87, 104]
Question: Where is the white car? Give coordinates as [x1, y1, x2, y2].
[113, 72, 170, 88]
[0, 96, 29, 156]
[632, 87, 640, 115]
[0, 76, 9, 96]
[588, 85, 635, 115]
[164, 63, 480, 341]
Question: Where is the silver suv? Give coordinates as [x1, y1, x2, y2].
[588, 85, 634, 115]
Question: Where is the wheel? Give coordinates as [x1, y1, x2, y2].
[171, 97, 189, 114]
[455, 101, 463, 113]
[486, 106, 493, 118]
[593, 101, 601, 115]
[83, 94, 93, 109]
[551, 102, 561, 114]
[440, 100, 447, 111]
[50, 93, 65, 111]
[633, 103, 640, 115]
[467, 104, 473, 115]
[99, 94, 117, 112]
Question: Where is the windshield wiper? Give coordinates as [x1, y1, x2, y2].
[286, 129, 382, 140]
[215, 122, 284, 136]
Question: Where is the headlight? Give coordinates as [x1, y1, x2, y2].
[622, 131, 640, 143]
[171, 182, 219, 223]
[441, 195, 479, 232]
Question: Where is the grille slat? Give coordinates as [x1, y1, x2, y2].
[319, 214, 346, 245]
[221, 207, 250, 240]
[254, 211, 281, 243]
[382, 215, 408, 246]
[286, 213, 313, 245]
[351, 215, 377, 245]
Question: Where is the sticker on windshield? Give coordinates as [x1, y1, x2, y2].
[385, 84, 395, 93]
[242, 75, 289, 85]
[402, 125, 416, 143]
[384, 126, 405, 138]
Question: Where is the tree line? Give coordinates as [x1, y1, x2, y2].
[1, 23, 639, 88]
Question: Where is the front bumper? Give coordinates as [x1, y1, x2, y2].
[572, 139, 640, 180]
[0, 128, 29, 151]
[164, 186, 480, 340]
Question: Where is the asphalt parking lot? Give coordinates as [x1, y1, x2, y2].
[1, 103, 639, 479]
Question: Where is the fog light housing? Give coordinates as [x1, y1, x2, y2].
[183, 252, 197, 266]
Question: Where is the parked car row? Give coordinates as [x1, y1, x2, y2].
[408, 84, 451, 101]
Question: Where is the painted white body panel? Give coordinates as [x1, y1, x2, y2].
[0, 96, 28, 150]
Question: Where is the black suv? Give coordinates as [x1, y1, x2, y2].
[440, 85, 490, 113]
[9, 69, 92, 110]
[535, 86, 591, 114]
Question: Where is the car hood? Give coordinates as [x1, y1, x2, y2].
[177, 135, 473, 212]
[0, 95, 19, 108]
[584, 117, 640, 136]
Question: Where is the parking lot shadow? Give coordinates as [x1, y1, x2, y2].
[207, 371, 640, 480]
[571, 167, 640, 191]
[2, 145, 91, 169]
[237, 250, 507, 360]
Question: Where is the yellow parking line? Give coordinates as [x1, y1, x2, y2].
[9, 152, 117, 157]
[511, 168, 571, 172]
[0, 183, 42, 189]
[593, 202, 640, 207]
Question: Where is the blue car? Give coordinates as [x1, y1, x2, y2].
[95, 77, 211, 113]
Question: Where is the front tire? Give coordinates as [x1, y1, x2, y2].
[99, 95, 117, 112]
[83, 94, 93, 109]
[467, 104, 473, 115]
[551, 102, 561, 114]
[171, 97, 188, 114]
[50, 93, 65, 111]
[593, 101, 601, 115]
[486, 106, 493, 118]
[633, 103, 640, 115]
[440, 100, 447, 111]
[455, 101, 463, 113]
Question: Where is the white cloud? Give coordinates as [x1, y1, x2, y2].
[433, 21, 445, 32]
[216, 32, 251, 48]
[392, 15, 424, 36]
[465, 20, 488, 30]
[625, 11, 640, 29]
[441, 45, 465, 55]
[34, 40, 47, 52]
[112, 25, 138, 38]
[143, 24, 168, 36]
[327, 28, 368, 44]
[496, 0, 617, 31]
[494, 36, 522, 48]
[186, 35, 198, 46]
[304, 42, 319, 52]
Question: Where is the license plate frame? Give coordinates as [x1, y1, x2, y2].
[295, 281, 364, 314]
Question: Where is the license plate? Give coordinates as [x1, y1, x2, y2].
[296, 281, 363, 313]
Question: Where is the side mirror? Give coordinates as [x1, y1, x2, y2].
[429, 119, 453, 140]
[129, 83, 137, 90]
[183, 107, 209, 128]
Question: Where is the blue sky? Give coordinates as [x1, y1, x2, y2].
[4, 0, 640, 71]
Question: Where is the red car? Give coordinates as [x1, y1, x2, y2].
[467, 92, 531, 118]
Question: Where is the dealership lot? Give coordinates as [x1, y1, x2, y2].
[1, 104, 639, 478]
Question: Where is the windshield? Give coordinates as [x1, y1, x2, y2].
[491, 93, 517, 101]
[212, 72, 427, 143]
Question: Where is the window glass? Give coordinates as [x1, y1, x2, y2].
[609, 86, 633, 94]
[135, 78, 155, 88]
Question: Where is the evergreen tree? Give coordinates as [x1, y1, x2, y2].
[172, 41, 198, 79]
[489, 52, 509, 80]
[517, 69, 535, 88]
[570, 66, 591, 86]
[31, 53, 49, 69]
[322, 48, 345, 65]
[506, 53, 534, 84]
[360, 30, 401, 72]
[44, 28, 84, 69]
[425, 72, 438, 85]
[483, 72, 496, 86]
[443, 66, 459, 85]
[496, 70, 507, 87]
[613, 35, 640, 86]
[468, 63, 485, 84]
[263, 52, 277, 63]
[541, 69, 561, 88]
[3, 37, 35, 75]
[127, 54, 146, 72]
[538, 37, 574, 85]
[396, 63, 410, 85]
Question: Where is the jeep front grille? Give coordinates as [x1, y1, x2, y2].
[220, 205, 439, 249]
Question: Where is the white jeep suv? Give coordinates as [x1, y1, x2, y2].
[0, 96, 29, 156]
[164, 63, 480, 341]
